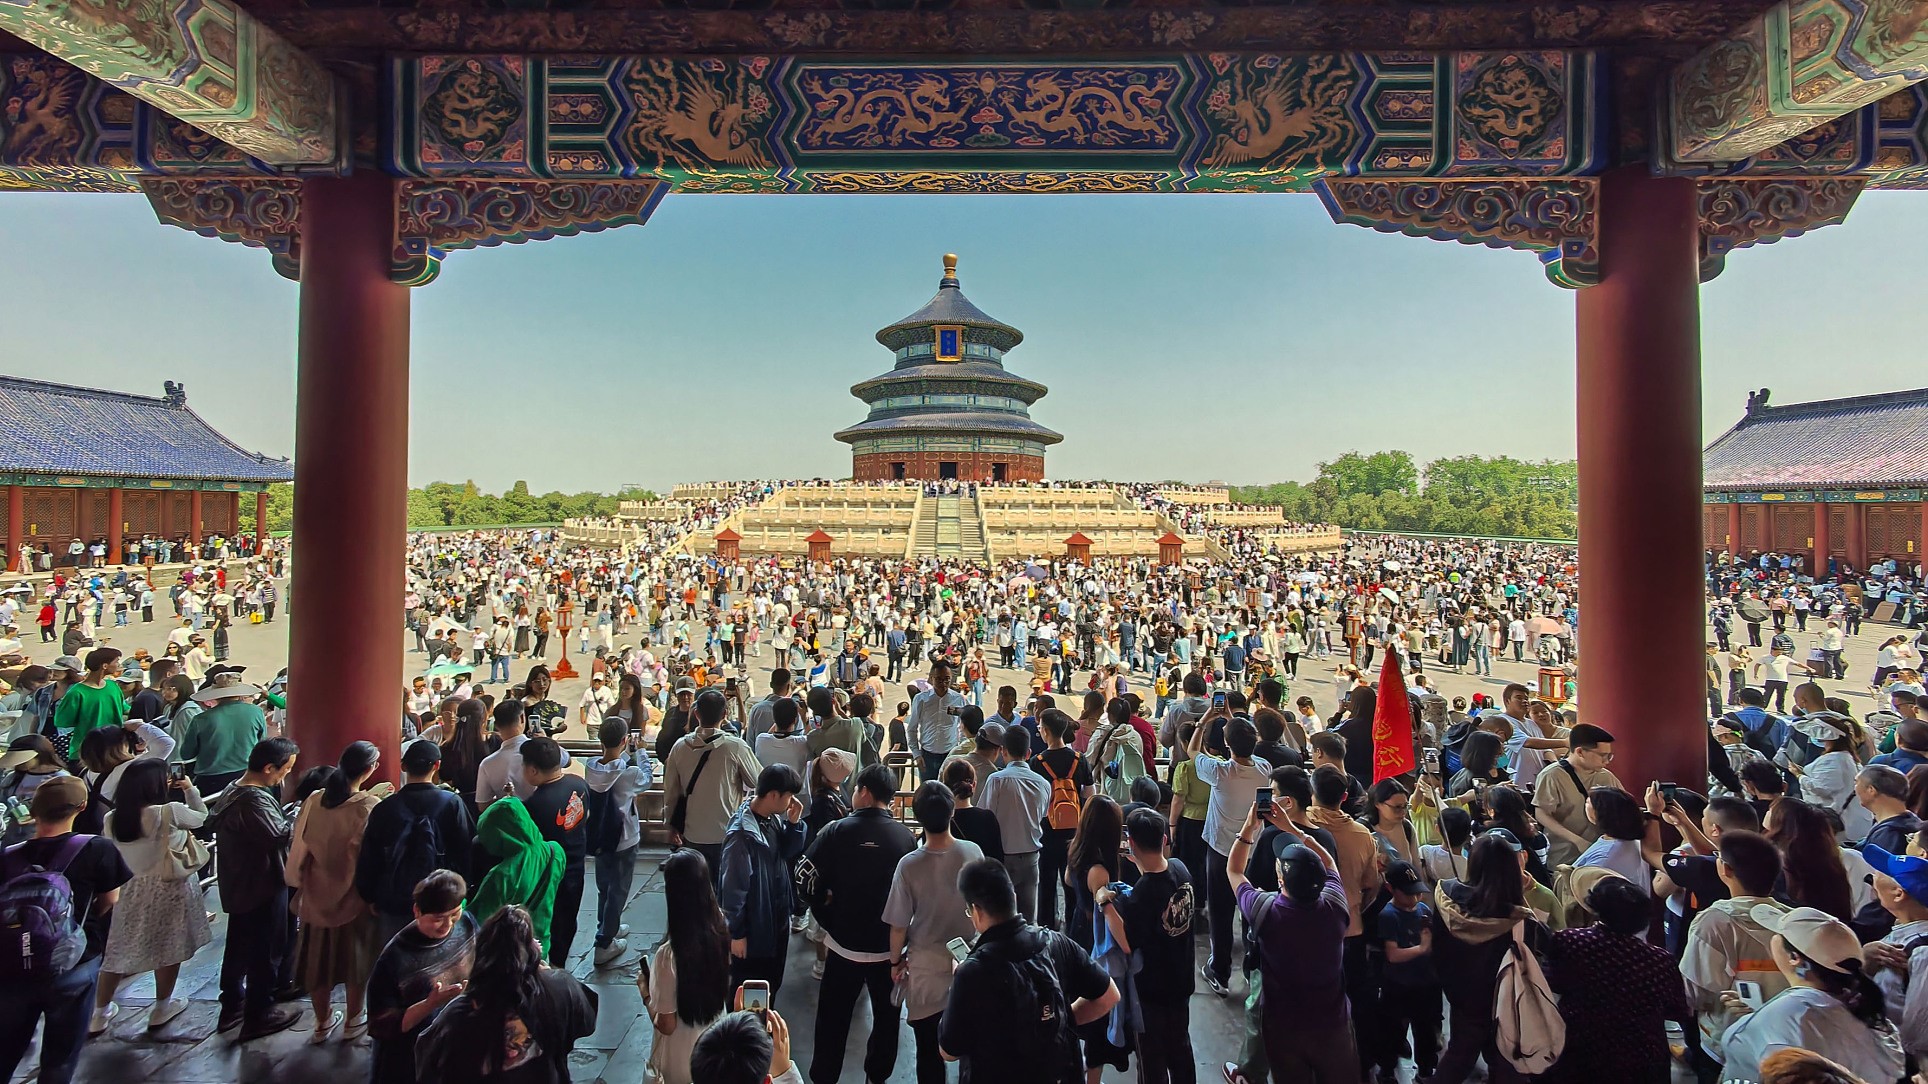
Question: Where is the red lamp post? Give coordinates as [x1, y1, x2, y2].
[553, 597, 579, 679]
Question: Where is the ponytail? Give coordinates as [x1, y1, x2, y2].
[1829, 958, 1891, 1029]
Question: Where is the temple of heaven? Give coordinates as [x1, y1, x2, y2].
[836, 254, 1062, 483]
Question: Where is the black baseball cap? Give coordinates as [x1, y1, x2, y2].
[1385, 859, 1424, 895]
[1271, 837, 1327, 904]
[1483, 828, 1525, 852]
[401, 738, 443, 775]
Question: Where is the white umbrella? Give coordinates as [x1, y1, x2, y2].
[1382, 560, 1403, 571]
[1378, 586, 1401, 605]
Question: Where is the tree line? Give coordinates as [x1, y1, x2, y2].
[1229, 451, 1578, 539]
[243, 481, 656, 534]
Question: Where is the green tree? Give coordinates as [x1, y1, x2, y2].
[1233, 452, 1576, 539]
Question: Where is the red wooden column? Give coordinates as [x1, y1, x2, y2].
[106, 487, 123, 565]
[188, 489, 203, 552]
[1726, 504, 1741, 557]
[255, 491, 269, 549]
[1574, 166, 1705, 794]
[1812, 503, 1831, 580]
[287, 173, 409, 781]
[5, 486, 19, 573]
[1846, 504, 1868, 571]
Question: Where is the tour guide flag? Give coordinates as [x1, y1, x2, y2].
[1372, 650, 1416, 783]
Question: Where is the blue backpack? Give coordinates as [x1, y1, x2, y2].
[0, 835, 91, 978]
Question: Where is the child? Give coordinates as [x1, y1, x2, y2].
[1377, 861, 1442, 1081]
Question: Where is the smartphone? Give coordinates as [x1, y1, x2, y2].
[1255, 787, 1273, 816]
[1212, 691, 1227, 709]
[168, 763, 186, 785]
[1734, 980, 1764, 1011]
[1422, 748, 1440, 774]
[726, 677, 738, 692]
[1659, 781, 1679, 805]
[946, 936, 971, 963]
[740, 979, 771, 1019]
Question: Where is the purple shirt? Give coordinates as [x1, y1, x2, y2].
[1237, 870, 1351, 1029]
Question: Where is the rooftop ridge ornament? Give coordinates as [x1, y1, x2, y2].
[0, 0, 343, 169]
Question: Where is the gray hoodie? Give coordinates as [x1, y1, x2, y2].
[584, 749, 652, 853]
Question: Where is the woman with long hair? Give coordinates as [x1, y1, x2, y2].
[1421, 805, 1475, 888]
[1448, 731, 1507, 797]
[439, 698, 498, 812]
[1483, 785, 1553, 887]
[1073, 689, 1107, 755]
[1575, 786, 1663, 896]
[1367, 777, 1420, 872]
[287, 739, 385, 1041]
[643, 849, 732, 1084]
[92, 759, 211, 1032]
[1765, 798, 1856, 922]
[415, 906, 598, 1083]
[1720, 906, 1904, 1084]
[1431, 834, 1551, 1084]
[471, 797, 565, 954]
[162, 673, 201, 732]
[611, 672, 652, 739]
[1064, 794, 1128, 1083]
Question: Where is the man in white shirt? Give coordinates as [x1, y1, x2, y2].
[476, 701, 571, 807]
[906, 659, 967, 782]
[578, 673, 617, 730]
[1494, 682, 1563, 790]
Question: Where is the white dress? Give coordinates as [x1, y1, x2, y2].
[648, 944, 720, 1084]
[101, 798, 212, 974]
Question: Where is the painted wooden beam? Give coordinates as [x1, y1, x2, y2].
[0, 0, 341, 167]
[1668, 0, 1928, 164]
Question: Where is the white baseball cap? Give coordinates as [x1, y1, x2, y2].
[1751, 905, 1863, 973]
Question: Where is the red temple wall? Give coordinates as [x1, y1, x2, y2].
[852, 451, 1044, 483]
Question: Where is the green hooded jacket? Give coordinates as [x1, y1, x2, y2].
[471, 797, 564, 953]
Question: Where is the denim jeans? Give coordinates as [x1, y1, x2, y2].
[490, 654, 511, 683]
[0, 955, 100, 1084]
[594, 846, 638, 947]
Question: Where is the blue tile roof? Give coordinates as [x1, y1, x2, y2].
[875, 262, 1024, 351]
[1703, 388, 1928, 491]
[0, 376, 293, 483]
[834, 410, 1064, 444]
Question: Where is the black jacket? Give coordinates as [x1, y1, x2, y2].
[799, 806, 915, 955]
[208, 781, 293, 913]
[355, 782, 476, 917]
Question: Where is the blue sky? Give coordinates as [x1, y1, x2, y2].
[0, 188, 1922, 493]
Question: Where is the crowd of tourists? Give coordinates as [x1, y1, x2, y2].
[4, 493, 1928, 1084]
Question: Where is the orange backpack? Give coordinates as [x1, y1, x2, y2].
[1041, 756, 1082, 831]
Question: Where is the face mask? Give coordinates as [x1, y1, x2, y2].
[1496, 754, 1510, 770]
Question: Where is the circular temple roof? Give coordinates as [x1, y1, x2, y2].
[874, 255, 1024, 351]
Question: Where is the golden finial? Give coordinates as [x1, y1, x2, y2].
[942, 253, 958, 278]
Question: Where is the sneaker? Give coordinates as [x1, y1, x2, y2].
[309, 1009, 342, 1044]
[617, 924, 631, 939]
[594, 939, 628, 967]
[147, 998, 188, 1031]
[811, 958, 825, 980]
[1222, 1063, 1251, 1084]
[1200, 964, 1229, 998]
[238, 1007, 302, 1042]
[790, 915, 808, 933]
[217, 1007, 246, 1034]
[89, 1003, 118, 1036]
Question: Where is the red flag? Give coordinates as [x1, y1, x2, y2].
[1371, 648, 1417, 783]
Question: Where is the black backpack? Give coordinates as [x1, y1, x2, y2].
[980, 933, 1074, 1067]
[379, 807, 444, 917]
[584, 786, 622, 858]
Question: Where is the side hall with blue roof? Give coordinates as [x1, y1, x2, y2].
[0, 376, 291, 566]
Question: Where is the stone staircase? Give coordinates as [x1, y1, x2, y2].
[910, 496, 939, 556]
[957, 496, 987, 562]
